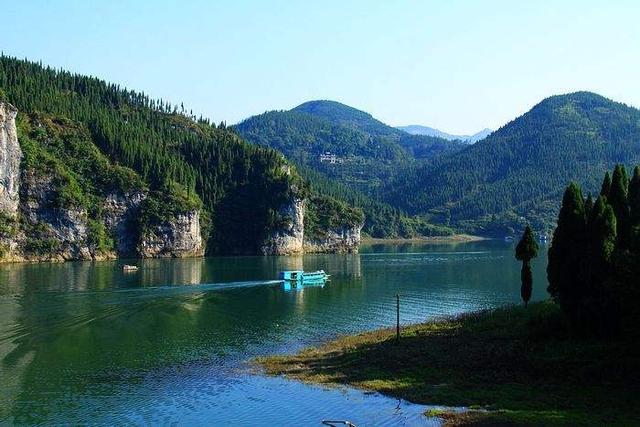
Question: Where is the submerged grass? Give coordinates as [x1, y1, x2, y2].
[256, 302, 640, 425]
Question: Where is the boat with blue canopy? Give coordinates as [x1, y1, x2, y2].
[279, 270, 329, 290]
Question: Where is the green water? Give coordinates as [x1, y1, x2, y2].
[0, 240, 548, 425]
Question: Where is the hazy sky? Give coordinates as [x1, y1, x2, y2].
[1, 0, 639, 133]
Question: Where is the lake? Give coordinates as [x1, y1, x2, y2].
[0, 240, 548, 426]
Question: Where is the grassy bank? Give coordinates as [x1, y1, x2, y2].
[360, 234, 487, 245]
[256, 302, 640, 425]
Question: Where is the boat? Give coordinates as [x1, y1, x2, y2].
[122, 264, 139, 272]
[279, 269, 330, 290]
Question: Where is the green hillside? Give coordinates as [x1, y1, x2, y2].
[384, 92, 640, 235]
[234, 100, 461, 237]
[0, 55, 361, 254]
[234, 100, 464, 192]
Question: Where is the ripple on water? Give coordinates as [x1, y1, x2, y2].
[0, 241, 547, 425]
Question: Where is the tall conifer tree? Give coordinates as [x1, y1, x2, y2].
[601, 171, 612, 198]
[547, 183, 586, 308]
[516, 226, 538, 307]
[609, 164, 630, 246]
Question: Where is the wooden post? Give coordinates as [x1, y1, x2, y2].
[396, 294, 400, 342]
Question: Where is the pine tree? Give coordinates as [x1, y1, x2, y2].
[629, 166, 640, 227]
[584, 193, 594, 218]
[600, 171, 612, 198]
[609, 164, 630, 246]
[588, 196, 617, 286]
[515, 225, 538, 307]
[627, 166, 640, 250]
[547, 182, 586, 308]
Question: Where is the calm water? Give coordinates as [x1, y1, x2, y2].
[0, 241, 548, 426]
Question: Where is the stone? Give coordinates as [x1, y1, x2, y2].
[138, 210, 204, 258]
[0, 103, 22, 216]
[260, 198, 305, 255]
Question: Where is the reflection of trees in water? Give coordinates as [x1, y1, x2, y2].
[138, 258, 204, 286]
[0, 271, 307, 423]
[0, 261, 120, 294]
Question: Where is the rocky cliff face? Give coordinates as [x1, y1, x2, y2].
[103, 191, 147, 256]
[303, 224, 363, 254]
[0, 102, 361, 262]
[0, 103, 21, 216]
[260, 198, 363, 255]
[18, 170, 99, 261]
[260, 198, 305, 255]
[138, 210, 204, 258]
[0, 103, 205, 263]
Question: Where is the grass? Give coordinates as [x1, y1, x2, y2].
[256, 302, 640, 426]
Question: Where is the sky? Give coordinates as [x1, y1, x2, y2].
[1, 0, 639, 134]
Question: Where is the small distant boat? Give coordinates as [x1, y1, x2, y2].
[122, 264, 139, 272]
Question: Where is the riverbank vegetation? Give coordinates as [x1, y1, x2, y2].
[258, 167, 640, 425]
[0, 55, 365, 254]
[257, 302, 640, 425]
[548, 165, 640, 336]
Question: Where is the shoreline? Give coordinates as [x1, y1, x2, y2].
[255, 302, 639, 425]
[360, 234, 488, 245]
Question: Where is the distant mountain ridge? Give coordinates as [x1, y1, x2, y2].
[234, 100, 465, 194]
[384, 91, 640, 235]
[234, 100, 463, 238]
[397, 125, 492, 143]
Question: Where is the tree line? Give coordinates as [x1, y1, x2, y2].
[541, 165, 640, 333]
[0, 55, 360, 254]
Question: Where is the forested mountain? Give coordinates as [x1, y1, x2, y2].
[0, 55, 363, 256]
[384, 92, 640, 236]
[233, 100, 463, 237]
[397, 125, 492, 143]
[293, 100, 403, 137]
[234, 100, 464, 192]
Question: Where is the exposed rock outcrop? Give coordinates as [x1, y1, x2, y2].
[260, 197, 363, 255]
[103, 191, 147, 255]
[19, 170, 111, 261]
[0, 102, 361, 263]
[0, 103, 206, 263]
[260, 198, 305, 255]
[303, 223, 363, 254]
[138, 210, 204, 258]
[0, 103, 22, 216]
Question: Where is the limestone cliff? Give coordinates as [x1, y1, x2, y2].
[103, 191, 147, 256]
[0, 103, 205, 263]
[260, 198, 305, 255]
[260, 197, 363, 255]
[303, 224, 363, 254]
[0, 102, 361, 262]
[138, 210, 204, 258]
[0, 103, 21, 216]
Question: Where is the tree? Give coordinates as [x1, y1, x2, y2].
[584, 193, 594, 218]
[516, 225, 538, 307]
[608, 164, 630, 246]
[587, 196, 617, 291]
[629, 166, 640, 249]
[547, 183, 586, 308]
[600, 171, 612, 198]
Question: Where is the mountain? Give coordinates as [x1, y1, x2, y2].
[397, 125, 492, 143]
[0, 56, 363, 261]
[293, 100, 404, 137]
[234, 100, 465, 192]
[234, 100, 464, 237]
[384, 92, 640, 236]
